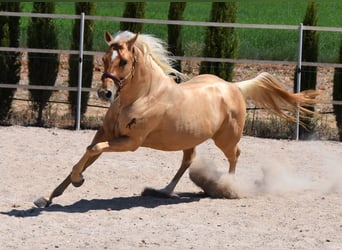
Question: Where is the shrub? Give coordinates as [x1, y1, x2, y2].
[27, 2, 59, 125]
[0, 3, 21, 122]
[294, 2, 319, 139]
[199, 2, 238, 82]
[333, 37, 342, 141]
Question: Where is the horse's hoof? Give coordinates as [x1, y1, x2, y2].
[141, 187, 178, 198]
[33, 196, 51, 208]
[72, 178, 85, 187]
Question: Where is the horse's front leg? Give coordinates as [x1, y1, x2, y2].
[70, 135, 142, 185]
[33, 153, 101, 208]
[69, 150, 100, 187]
[34, 127, 107, 208]
[69, 126, 112, 186]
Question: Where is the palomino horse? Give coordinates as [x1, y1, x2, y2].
[34, 31, 318, 207]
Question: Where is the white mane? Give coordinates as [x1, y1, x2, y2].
[112, 31, 188, 81]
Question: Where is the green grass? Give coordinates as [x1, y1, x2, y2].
[18, 1, 342, 63]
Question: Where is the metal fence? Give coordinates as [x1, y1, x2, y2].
[1, 11, 342, 138]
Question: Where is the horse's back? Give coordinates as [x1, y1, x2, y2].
[180, 74, 241, 95]
[180, 74, 245, 110]
[181, 74, 226, 87]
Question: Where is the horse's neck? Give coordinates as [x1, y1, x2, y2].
[119, 53, 171, 106]
[143, 57, 178, 100]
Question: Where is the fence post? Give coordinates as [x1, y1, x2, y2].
[295, 23, 303, 141]
[76, 12, 85, 130]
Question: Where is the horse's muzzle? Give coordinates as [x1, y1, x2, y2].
[98, 88, 113, 102]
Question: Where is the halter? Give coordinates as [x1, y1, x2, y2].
[101, 49, 137, 93]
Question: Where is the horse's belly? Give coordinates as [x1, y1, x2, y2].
[142, 133, 209, 151]
[142, 121, 216, 151]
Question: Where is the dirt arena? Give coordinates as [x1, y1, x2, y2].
[0, 126, 341, 249]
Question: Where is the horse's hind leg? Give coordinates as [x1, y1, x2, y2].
[213, 133, 241, 174]
[225, 145, 240, 174]
[142, 148, 196, 197]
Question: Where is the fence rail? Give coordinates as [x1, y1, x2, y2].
[1, 46, 342, 69]
[3, 11, 342, 32]
[1, 11, 342, 136]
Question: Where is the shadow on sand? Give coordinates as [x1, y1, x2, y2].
[1, 192, 207, 218]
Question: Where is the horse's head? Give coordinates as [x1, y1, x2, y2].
[98, 31, 138, 102]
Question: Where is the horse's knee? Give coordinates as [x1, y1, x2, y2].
[87, 143, 104, 155]
[87, 144, 97, 152]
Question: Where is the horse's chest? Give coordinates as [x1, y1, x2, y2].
[114, 107, 148, 136]
[115, 114, 138, 134]
[117, 116, 137, 131]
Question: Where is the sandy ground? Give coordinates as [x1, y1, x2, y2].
[0, 126, 342, 249]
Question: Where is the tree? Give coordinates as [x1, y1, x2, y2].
[27, 2, 59, 125]
[0, 3, 21, 122]
[120, 2, 146, 33]
[68, 2, 95, 128]
[294, 2, 319, 139]
[199, 2, 238, 82]
[167, 2, 186, 74]
[333, 37, 342, 141]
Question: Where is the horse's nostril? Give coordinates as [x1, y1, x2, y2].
[105, 90, 112, 99]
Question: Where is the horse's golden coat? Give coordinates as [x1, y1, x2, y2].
[34, 31, 318, 207]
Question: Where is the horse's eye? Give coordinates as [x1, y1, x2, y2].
[119, 59, 128, 67]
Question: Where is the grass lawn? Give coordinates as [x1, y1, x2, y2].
[18, 1, 342, 63]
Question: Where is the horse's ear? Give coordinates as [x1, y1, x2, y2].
[127, 33, 139, 50]
[104, 31, 113, 45]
